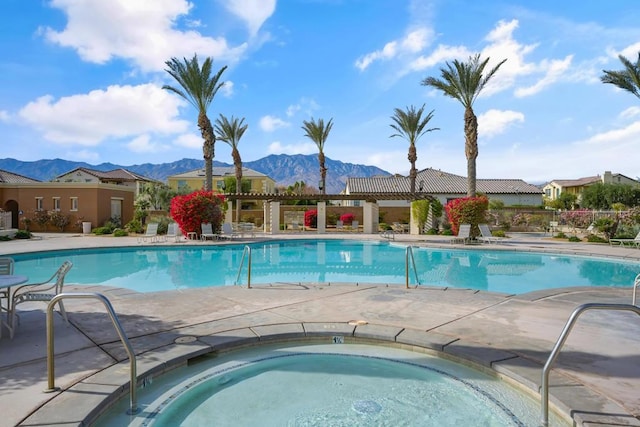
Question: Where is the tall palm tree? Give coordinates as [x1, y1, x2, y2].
[215, 114, 248, 223]
[302, 118, 333, 194]
[163, 54, 227, 191]
[422, 54, 506, 197]
[390, 105, 439, 194]
[601, 52, 640, 100]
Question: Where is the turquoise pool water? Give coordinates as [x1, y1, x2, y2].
[10, 240, 638, 294]
[94, 343, 569, 426]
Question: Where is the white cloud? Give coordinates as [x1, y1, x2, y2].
[267, 141, 317, 155]
[175, 133, 202, 149]
[355, 27, 433, 71]
[221, 80, 235, 98]
[515, 55, 573, 97]
[409, 45, 472, 72]
[0, 110, 10, 122]
[126, 134, 169, 153]
[66, 149, 100, 162]
[259, 115, 290, 132]
[619, 42, 640, 59]
[18, 83, 189, 145]
[620, 106, 640, 120]
[286, 98, 319, 117]
[222, 0, 276, 37]
[582, 120, 640, 146]
[43, 0, 248, 72]
[478, 109, 525, 138]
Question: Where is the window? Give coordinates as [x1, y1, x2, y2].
[177, 180, 188, 190]
[53, 197, 61, 211]
[35, 197, 43, 211]
[70, 197, 78, 211]
[545, 189, 551, 197]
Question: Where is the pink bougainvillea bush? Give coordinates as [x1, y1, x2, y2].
[339, 213, 355, 224]
[170, 190, 225, 236]
[444, 196, 489, 237]
[304, 209, 317, 228]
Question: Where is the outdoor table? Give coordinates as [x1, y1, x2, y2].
[0, 274, 28, 339]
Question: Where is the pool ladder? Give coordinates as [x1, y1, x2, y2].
[405, 246, 420, 288]
[633, 273, 640, 306]
[45, 292, 139, 415]
[540, 302, 640, 426]
[235, 245, 252, 288]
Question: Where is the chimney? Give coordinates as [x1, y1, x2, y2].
[603, 171, 612, 183]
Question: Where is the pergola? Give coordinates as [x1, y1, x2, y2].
[221, 192, 435, 234]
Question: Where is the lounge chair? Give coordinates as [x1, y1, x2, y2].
[336, 220, 344, 231]
[609, 230, 640, 248]
[201, 223, 218, 241]
[351, 220, 359, 232]
[450, 224, 471, 245]
[220, 223, 239, 240]
[478, 224, 505, 244]
[10, 260, 73, 339]
[138, 223, 159, 243]
[165, 222, 183, 242]
[0, 257, 14, 330]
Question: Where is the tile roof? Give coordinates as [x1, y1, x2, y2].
[550, 176, 600, 187]
[0, 169, 40, 183]
[346, 168, 542, 195]
[170, 167, 269, 179]
[56, 167, 156, 182]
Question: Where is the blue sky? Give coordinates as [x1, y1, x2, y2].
[1, 0, 639, 184]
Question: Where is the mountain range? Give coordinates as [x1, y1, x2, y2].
[0, 154, 392, 194]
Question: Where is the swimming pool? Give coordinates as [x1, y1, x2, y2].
[10, 239, 639, 294]
[94, 343, 569, 426]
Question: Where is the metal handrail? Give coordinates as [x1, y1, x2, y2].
[541, 303, 640, 426]
[633, 273, 640, 306]
[235, 245, 252, 288]
[46, 292, 140, 415]
[405, 246, 420, 288]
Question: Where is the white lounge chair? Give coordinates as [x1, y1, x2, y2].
[478, 224, 505, 244]
[336, 220, 344, 231]
[450, 224, 471, 245]
[165, 223, 183, 242]
[220, 223, 239, 240]
[609, 230, 640, 248]
[201, 223, 218, 241]
[10, 260, 73, 339]
[138, 223, 159, 243]
[351, 220, 359, 232]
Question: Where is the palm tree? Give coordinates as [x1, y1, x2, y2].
[421, 54, 506, 197]
[163, 54, 227, 191]
[302, 118, 333, 194]
[601, 52, 640, 100]
[390, 105, 439, 194]
[215, 114, 248, 223]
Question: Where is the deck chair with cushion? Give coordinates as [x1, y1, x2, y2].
[609, 230, 640, 248]
[450, 224, 471, 245]
[336, 220, 344, 231]
[0, 257, 15, 332]
[200, 223, 218, 241]
[478, 224, 505, 244]
[165, 223, 183, 242]
[138, 223, 159, 243]
[351, 220, 359, 232]
[10, 260, 73, 338]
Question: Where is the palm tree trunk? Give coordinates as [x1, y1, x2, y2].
[198, 113, 215, 191]
[408, 143, 417, 194]
[318, 152, 327, 194]
[233, 148, 242, 223]
[464, 107, 478, 197]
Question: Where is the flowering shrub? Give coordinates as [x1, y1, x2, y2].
[620, 206, 640, 227]
[304, 209, 317, 228]
[559, 209, 592, 228]
[48, 211, 70, 232]
[170, 190, 225, 236]
[339, 213, 355, 224]
[444, 196, 489, 236]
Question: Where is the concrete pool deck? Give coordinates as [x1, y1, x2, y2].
[0, 231, 639, 426]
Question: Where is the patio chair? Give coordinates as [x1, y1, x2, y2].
[165, 222, 183, 242]
[10, 260, 73, 338]
[201, 223, 218, 241]
[0, 257, 14, 329]
[609, 230, 640, 248]
[336, 220, 344, 231]
[138, 223, 159, 243]
[478, 224, 505, 244]
[450, 224, 471, 245]
[351, 220, 359, 232]
[220, 223, 239, 240]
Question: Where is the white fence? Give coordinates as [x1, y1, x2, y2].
[0, 211, 11, 229]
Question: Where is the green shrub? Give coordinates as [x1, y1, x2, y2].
[14, 230, 31, 239]
[492, 229, 507, 237]
[113, 228, 129, 237]
[92, 226, 113, 235]
[425, 228, 439, 235]
[125, 219, 144, 234]
[554, 232, 567, 239]
[442, 229, 454, 236]
[587, 234, 607, 243]
[568, 236, 582, 242]
[0, 235, 11, 241]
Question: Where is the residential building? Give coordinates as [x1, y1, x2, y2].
[344, 168, 543, 207]
[543, 171, 640, 203]
[53, 167, 158, 197]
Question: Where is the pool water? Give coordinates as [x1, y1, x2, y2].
[95, 344, 569, 426]
[11, 240, 638, 294]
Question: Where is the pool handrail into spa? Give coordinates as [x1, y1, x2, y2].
[235, 245, 253, 288]
[405, 246, 420, 288]
[540, 303, 640, 426]
[46, 292, 140, 415]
